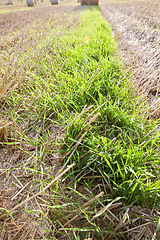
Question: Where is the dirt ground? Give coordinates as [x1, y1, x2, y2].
[100, 0, 160, 119]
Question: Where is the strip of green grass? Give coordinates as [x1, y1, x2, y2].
[1, 6, 160, 239]
[27, 7, 159, 206]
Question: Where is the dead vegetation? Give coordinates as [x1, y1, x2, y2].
[100, 0, 160, 119]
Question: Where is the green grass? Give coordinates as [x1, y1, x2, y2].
[0, 7, 33, 13]
[1, 6, 160, 239]
[28, 7, 159, 206]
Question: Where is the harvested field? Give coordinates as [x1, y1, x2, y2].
[0, 2, 82, 239]
[100, 0, 160, 119]
[0, 0, 160, 239]
[0, 0, 78, 35]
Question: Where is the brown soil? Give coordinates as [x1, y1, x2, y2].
[100, 0, 160, 119]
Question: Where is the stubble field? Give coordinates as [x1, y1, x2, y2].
[0, 0, 160, 239]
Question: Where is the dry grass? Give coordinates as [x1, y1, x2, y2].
[0, 7, 81, 239]
[0, 108, 103, 239]
[100, 0, 160, 119]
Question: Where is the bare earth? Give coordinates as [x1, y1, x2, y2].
[100, 0, 160, 119]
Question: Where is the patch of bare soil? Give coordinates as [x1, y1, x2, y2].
[100, 0, 160, 119]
